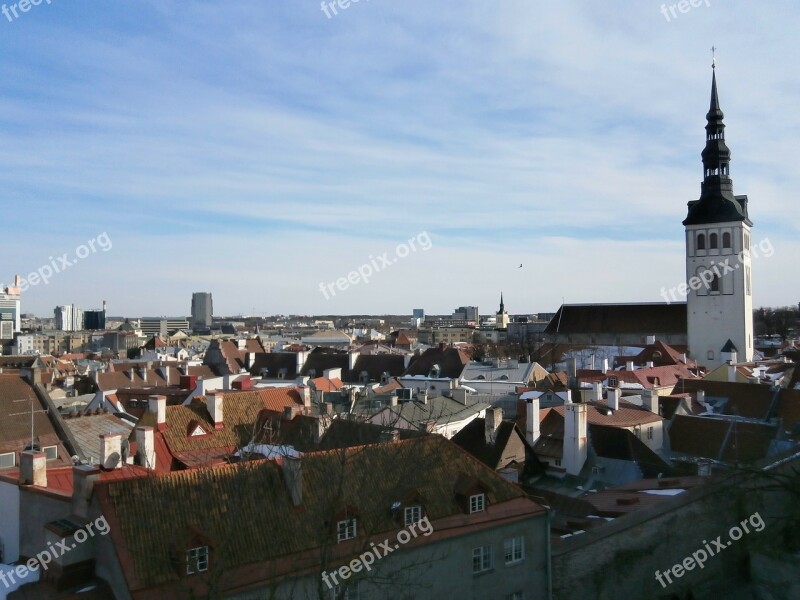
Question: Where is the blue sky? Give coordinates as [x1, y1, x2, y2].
[2, 0, 798, 317]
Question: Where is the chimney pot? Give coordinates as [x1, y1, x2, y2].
[526, 398, 541, 444]
[148, 395, 167, 430]
[20, 450, 47, 487]
[207, 392, 224, 429]
[136, 426, 156, 469]
[608, 387, 621, 411]
[99, 433, 123, 470]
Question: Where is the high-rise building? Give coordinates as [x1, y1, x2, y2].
[54, 304, 84, 332]
[452, 306, 479, 322]
[683, 64, 754, 368]
[0, 275, 22, 341]
[191, 292, 213, 330]
[84, 309, 106, 331]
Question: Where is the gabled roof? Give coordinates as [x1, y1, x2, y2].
[62, 413, 135, 463]
[310, 377, 344, 392]
[669, 415, 776, 462]
[351, 354, 406, 381]
[544, 303, 687, 335]
[452, 418, 543, 473]
[403, 347, 470, 379]
[249, 352, 299, 378]
[95, 436, 545, 593]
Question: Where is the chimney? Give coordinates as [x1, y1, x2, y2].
[296, 350, 308, 373]
[566, 357, 577, 386]
[313, 416, 330, 444]
[696, 390, 706, 406]
[348, 351, 359, 371]
[563, 403, 588, 476]
[643, 389, 659, 414]
[72, 464, 101, 519]
[20, 450, 47, 487]
[526, 398, 540, 444]
[451, 388, 467, 405]
[608, 387, 620, 411]
[99, 433, 123, 469]
[128, 368, 136, 381]
[237, 338, 246, 351]
[416, 390, 428, 404]
[301, 385, 311, 409]
[389, 394, 398, 407]
[163, 366, 171, 386]
[148, 395, 166, 430]
[626, 360, 635, 371]
[380, 429, 401, 443]
[484, 407, 503, 444]
[646, 335, 656, 345]
[296, 375, 310, 386]
[591, 381, 602, 403]
[136, 426, 156, 469]
[680, 353, 687, 363]
[727, 362, 738, 383]
[246, 352, 256, 370]
[283, 456, 303, 506]
[207, 392, 223, 429]
[324, 367, 342, 381]
[646, 361, 654, 369]
[284, 405, 301, 421]
[601, 358, 609, 373]
[563, 389, 572, 404]
[403, 354, 412, 369]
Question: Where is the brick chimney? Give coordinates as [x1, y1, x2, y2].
[148, 395, 166, 430]
[283, 456, 303, 507]
[20, 450, 47, 487]
[136, 426, 156, 469]
[207, 392, 223, 429]
[526, 398, 540, 444]
[563, 403, 588, 476]
[484, 407, 503, 445]
[99, 433, 123, 470]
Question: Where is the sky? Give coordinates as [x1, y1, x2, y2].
[1, 0, 799, 318]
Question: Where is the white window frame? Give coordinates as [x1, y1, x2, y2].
[472, 544, 493, 574]
[404, 505, 422, 526]
[0, 452, 15, 468]
[186, 545, 209, 575]
[647, 426, 654, 440]
[504, 536, 525, 565]
[337, 518, 357, 543]
[42, 446, 58, 460]
[469, 493, 485, 513]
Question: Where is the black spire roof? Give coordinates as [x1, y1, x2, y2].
[683, 65, 751, 226]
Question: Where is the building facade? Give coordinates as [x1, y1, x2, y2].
[191, 292, 213, 330]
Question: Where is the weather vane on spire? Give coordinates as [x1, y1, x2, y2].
[711, 46, 717, 69]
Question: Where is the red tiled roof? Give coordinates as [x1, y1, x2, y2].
[552, 401, 663, 427]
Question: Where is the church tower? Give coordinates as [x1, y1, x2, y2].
[683, 60, 754, 369]
[496, 292, 510, 329]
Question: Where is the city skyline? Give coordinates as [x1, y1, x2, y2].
[3, 2, 798, 316]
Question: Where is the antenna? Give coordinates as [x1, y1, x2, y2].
[11, 397, 49, 452]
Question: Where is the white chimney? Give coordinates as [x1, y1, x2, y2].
[601, 358, 609, 373]
[403, 354, 412, 369]
[390, 394, 399, 407]
[148, 395, 166, 429]
[626, 360, 635, 371]
[296, 350, 308, 373]
[727, 362, 738, 383]
[680, 353, 688, 363]
[72, 464, 100, 519]
[301, 385, 311, 408]
[348, 351, 359, 371]
[608, 387, 621, 411]
[283, 456, 303, 506]
[246, 352, 256, 370]
[646, 361, 654, 369]
[416, 390, 428, 404]
[696, 390, 706, 406]
[563, 403, 588, 476]
[20, 450, 47, 487]
[643, 389, 659, 414]
[563, 389, 572, 404]
[591, 381, 602, 403]
[207, 392, 223, 429]
[484, 407, 503, 444]
[99, 433, 123, 470]
[526, 398, 540, 444]
[136, 426, 156, 469]
[451, 388, 468, 405]
[324, 367, 342, 380]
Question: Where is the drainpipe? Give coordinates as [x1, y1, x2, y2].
[546, 508, 553, 600]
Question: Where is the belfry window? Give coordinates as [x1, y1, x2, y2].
[697, 233, 706, 250]
[709, 233, 718, 249]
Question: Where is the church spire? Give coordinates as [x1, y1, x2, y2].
[499, 292, 505, 314]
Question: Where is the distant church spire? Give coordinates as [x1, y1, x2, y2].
[499, 292, 504, 314]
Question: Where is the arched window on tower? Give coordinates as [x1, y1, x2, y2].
[722, 232, 731, 249]
[710, 233, 718, 249]
[711, 274, 720, 293]
[697, 233, 706, 251]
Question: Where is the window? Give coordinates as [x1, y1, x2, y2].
[469, 493, 485, 513]
[0, 452, 15, 468]
[647, 426, 654, 440]
[504, 536, 525, 565]
[722, 232, 731, 249]
[472, 545, 493, 574]
[711, 275, 720, 293]
[404, 505, 422, 526]
[707, 350, 715, 360]
[337, 518, 357, 542]
[710, 233, 718, 249]
[186, 546, 209, 575]
[330, 583, 359, 600]
[696, 233, 706, 250]
[608, 376, 618, 387]
[43, 446, 58, 460]
[554, 458, 562, 467]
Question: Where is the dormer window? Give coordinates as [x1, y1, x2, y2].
[469, 493, 485, 513]
[608, 376, 618, 387]
[186, 546, 209, 575]
[337, 518, 357, 542]
[404, 505, 422, 526]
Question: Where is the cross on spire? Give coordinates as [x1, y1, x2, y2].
[711, 46, 717, 69]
